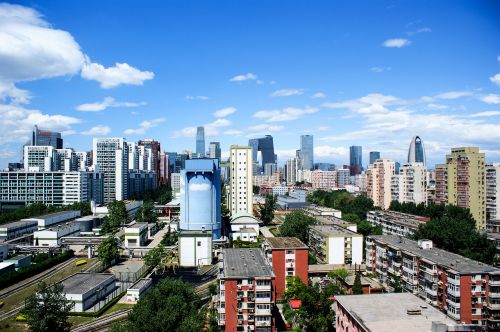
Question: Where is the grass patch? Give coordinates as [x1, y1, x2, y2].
[269, 227, 280, 236]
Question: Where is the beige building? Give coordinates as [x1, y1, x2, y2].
[397, 162, 428, 205]
[366, 159, 395, 210]
[229, 146, 253, 215]
[435, 147, 486, 230]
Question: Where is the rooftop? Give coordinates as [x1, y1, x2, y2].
[22, 210, 80, 221]
[335, 293, 461, 332]
[128, 278, 152, 290]
[316, 215, 356, 227]
[303, 205, 342, 214]
[369, 235, 500, 274]
[222, 248, 274, 279]
[109, 260, 145, 274]
[265, 237, 308, 250]
[230, 212, 260, 224]
[60, 273, 115, 294]
[310, 224, 361, 237]
[0, 219, 38, 230]
[368, 210, 430, 229]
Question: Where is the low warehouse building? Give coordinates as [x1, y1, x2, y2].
[0, 262, 15, 275]
[126, 278, 153, 303]
[60, 273, 117, 312]
[4, 254, 31, 270]
[124, 223, 148, 248]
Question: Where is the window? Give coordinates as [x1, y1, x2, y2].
[197, 241, 201, 246]
[256, 280, 270, 286]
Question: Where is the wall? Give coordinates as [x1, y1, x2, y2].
[328, 237, 345, 264]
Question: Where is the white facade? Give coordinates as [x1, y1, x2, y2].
[230, 146, 253, 215]
[54, 148, 76, 171]
[170, 172, 181, 191]
[93, 138, 128, 203]
[286, 157, 303, 185]
[179, 232, 212, 267]
[272, 186, 288, 196]
[24, 145, 54, 171]
[309, 225, 363, 265]
[230, 212, 260, 243]
[126, 278, 152, 303]
[23, 210, 81, 229]
[336, 168, 351, 187]
[61, 273, 117, 312]
[34, 222, 80, 246]
[486, 163, 500, 221]
[63, 172, 88, 204]
[74, 151, 89, 171]
[297, 169, 312, 183]
[311, 170, 336, 190]
[366, 159, 395, 210]
[355, 173, 367, 192]
[396, 163, 428, 205]
[124, 223, 148, 248]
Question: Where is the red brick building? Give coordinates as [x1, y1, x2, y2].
[218, 248, 275, 332]
[263, 237, 308, 300]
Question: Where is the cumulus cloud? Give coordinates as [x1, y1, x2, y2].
[124, 118, 165, 135]
[81, 125, 110, 136]
[312, 92, 326, 99]
[480, 94, 500, 105]
[490, 73, 500, 86]
[174, 118, 231, 138]
[185, 95, 209, 100]
[81, 62, 154, 89]
[370, 66, 391, 73]
[323, 93, 402, 114]
[271, 89, 304, 97]
[76, 97, 146, 112]
[426, 103, 448, 110]
[314, 145, 349, 158]
[223, 129, 243, 135]
[253, 107, 318, 122]
[247, 124, 284, 137]
[468, 111, 500, 118]
[433, 91, 473, 100]
[213, 107, 237, 118]
[382, 38, 411, 48]
[229, 73, 257, 82]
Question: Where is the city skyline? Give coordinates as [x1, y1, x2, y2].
[1, 1, 500, 169]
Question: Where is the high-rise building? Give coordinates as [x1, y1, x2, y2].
[31, 125, 63, 149]
[298, 135, 314, 170]
[435, 147, 486, 229]
[366, 159, 395, 210]
[310, 170, 336, 190]
[23, 146, 54, 171]
[395, 163, 428, 205]
[158, 151, 169, 186]
[486, 164, 500, 223]
[407, 136, 426, 165]
[369, 151, 380, 165]
[349, 146, 362, 176]
[92, 138, 129, 203]
[209, 142, 221, 162]
[229, 146, 253, 215]
[337, 168, 351, 187]
[179, 159, 221, 239]
[196, 126, 205, 158]
[264, 163, 277, 176]
[138, 139, 160, 184]
[248, 135, 276, 175]
[54, 148, 77, 171]
[286, 157, 303, 185]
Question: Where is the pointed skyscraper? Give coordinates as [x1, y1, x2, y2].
[407, 136, 426, 166]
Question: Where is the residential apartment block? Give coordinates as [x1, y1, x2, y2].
[262, 237, 308, 300]
[366, 210, 430, 237]
[218, 248, 275, 332]
[396, 162, 428, 205]
[230, 146, 254, 215]
[310, 170, 336, 190]
[366, 159, 395, 210]
[308, 225, 363, 265]
[366, 235, 500, 328]
[486, 164, 500, 224]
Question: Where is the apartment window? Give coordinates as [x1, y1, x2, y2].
[257, 304, 270, 310]
[286, 250, 293, 254]
[197, 241, 201, 246]
[256, 280, 270, 286]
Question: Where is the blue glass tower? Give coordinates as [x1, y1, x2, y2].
[180, 159, 221, 239]
[369, 151, 380, 164]
[248, 135, 276, 174]
[196, 126, 205, 158]
[349, 145, 362, 176]
[407, 136, 426, 166]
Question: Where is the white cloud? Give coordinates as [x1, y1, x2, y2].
[314, 145, 349, 158]
[76, 97, 146, 112]
[490, 74, 500, 86]
[185, 95, 209, 101]
[0, 103, 81, 144]
[229, 73, 257, 82]
[405, 27, 432, 36]
[213, 107, 237, 118]
[124, 118, 165, 135]
[497, 55, 500, 62]
[433, 91, 472, 100]
[247, 124, 284, 136]
[382, 38, 411, 48]
[253, 107, 318, 122]
[81, 125, 110, 136]
[312, 92, 326, 99]
[223, 129, 243, 136]
[323, 93, 402, 114]
[174, 118, 231, 138]
[189, 183, 211, 192]
[0, 149, 15, 158]
[426, 103, 448, 110]
[271, 89, 304, 97]
[370, 66, 391, 73]
[81, 62, 154, 89]
[480, 94, 500, 105]
[469, 111, 500, 118]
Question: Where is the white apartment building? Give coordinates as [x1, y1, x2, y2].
[23, 145, 54, 171]
[54, 148, 76, 171]
[230, 146, 253, 215]
[486, 163, 500, 222]
[170, 172, 181, 191]
[366, 159, 395, 210]
[272, 186, 288, 196]
[397, 163, 428, 205]
[93, 138, 128, 203]
[297, 169, 312, 184]
[74, 151, 89, 171]
[286, 157, 303, 185]
[355, 173, 367, 192]
[336, 168, 351, 187]
[308, 225, 363, 265]
[310, 170, 336, 190]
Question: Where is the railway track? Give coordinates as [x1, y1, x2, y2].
[71, 309, 132, 332]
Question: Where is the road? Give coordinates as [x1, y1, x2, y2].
[260, 226, 275, 238]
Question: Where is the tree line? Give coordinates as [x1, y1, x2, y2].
[0, 201, 91, 225]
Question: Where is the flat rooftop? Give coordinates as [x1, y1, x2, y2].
[265, 237, 308, 249]
[22, 210, 80, 221]
[129, 278, 152, 290]
[304, 206, 341, 213]
[310, 224, 361, 237]
[60, 273, 115, 294]
[335, 293, 460, 332]
[109, 260, 145, 274]
[368, 210, 430, 228]
[316, 215, 355, 227]
[222, 248, 274, 279]
[369, 235, 500, 274]
[0, 219, 38, 229]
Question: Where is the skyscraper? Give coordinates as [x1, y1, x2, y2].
[349, 146, 362, 176]
[298, 135, 314, 170]
[138, 139, 161, 184]
[31, 125, 63, 149]
[369, 151, 380, 165]
[209, 142, 221, 162]
[92, 138, 129, 203]
[196, 126, 205, 158]
[229, 146, 253, 215]
[408, 136, 426, 166]
[366, 159, 395, 209]
[248, 135, 276, 175]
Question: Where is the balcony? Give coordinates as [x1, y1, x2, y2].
[256, 320, 271, 327]
[447, 310, 461, 321]
[255, 297, 271, 303]
[255, 284, 271, 291]
[447, 288, 460, 297]
[488, 302, 500, 310]
[446, 298, 461, 308]
[489, 279, 500, 286]
[447, 277, 461, 286]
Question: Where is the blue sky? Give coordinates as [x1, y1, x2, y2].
[1, 0, 500, 168]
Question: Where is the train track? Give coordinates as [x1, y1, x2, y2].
[71, 309, 132, 332]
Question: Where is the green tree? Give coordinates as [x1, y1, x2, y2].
[111, 279, 205, 332]
[259, 194, 278, 225]
[279, 211, 317, 244]
[352, 273, 363, 295]
[144, 244, 165, 269]
[135, 201, 158, 224]
[97, 236, 119, 267]
[108, 200, 128, 228]
[328, 267, 350, 289]
[160, 226, 178, 246]
[22, 282, 73, 332]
